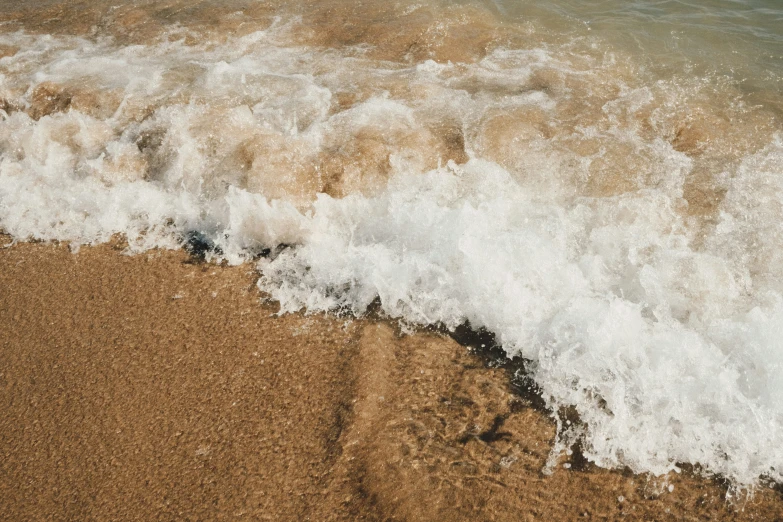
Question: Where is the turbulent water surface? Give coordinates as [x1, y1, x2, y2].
[1, 0, 782, 489]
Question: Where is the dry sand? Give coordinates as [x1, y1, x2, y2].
[0, 237, 782, 520]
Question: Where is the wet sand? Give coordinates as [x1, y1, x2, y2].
[1, 238, 782, 521]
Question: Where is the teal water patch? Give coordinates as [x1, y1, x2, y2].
[493, 0, 783, 102]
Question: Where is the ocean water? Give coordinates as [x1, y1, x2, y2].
[1, 0, 782, 489]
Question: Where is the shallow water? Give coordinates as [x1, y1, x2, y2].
[502, 0, 783, 82]
[1, 0, 782, 489]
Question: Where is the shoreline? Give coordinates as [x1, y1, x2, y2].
[1, 237, 782, 520]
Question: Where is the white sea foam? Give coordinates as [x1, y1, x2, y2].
[257, 149, 783, 487]
[1, 18, 782, 488]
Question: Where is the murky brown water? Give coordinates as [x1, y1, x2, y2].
[2, 0, 779, 216]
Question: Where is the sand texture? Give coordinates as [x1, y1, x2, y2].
[0, 239, 781, 520]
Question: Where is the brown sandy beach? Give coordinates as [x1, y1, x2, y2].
[1, 238, 782, 521]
